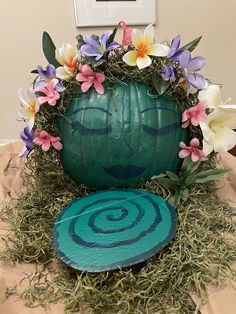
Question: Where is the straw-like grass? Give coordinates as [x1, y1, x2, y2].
[1, 150, 236, 313]
[1, 48, 236, 313]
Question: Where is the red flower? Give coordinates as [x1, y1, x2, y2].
[33, 129, 63, 151]
[120, 21, 132, 46]
[76, 64, 105, 95]
[35, 79, 61, 106]
[179, 138, 207, 162]
[182, 100, 208, 128]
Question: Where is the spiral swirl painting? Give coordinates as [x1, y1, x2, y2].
[53, 190, 178, 272]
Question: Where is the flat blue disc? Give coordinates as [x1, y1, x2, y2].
[52, 189, 178, 272]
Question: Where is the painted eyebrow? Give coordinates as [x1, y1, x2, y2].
[140, 107, 177, 114]
[68, 106, 112, 116]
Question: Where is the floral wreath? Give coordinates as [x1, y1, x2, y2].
[17, 22, 236, 204]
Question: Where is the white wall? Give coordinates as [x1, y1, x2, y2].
[1, 0, 236, 139]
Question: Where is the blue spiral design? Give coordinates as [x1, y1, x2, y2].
[53, 190, 177, 272]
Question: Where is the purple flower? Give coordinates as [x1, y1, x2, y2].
[176, 50, 206, 93]
[38, 64, 56, 81]
[80, 31, 120, 61]
[162, 64, 177, 82]
[19, 126, 35, 158]
[35, 64, 65, 92]
[168, 35, 184, 61]
[162, 35, 184, 82]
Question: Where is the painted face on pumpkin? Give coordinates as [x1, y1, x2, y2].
[59, 81, 188, 188]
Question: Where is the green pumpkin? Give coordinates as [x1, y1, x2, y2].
[58, 81, 188, 188]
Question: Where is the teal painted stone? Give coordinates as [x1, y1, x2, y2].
[58, 81, 188, 189]
[53, 189, 178, 272]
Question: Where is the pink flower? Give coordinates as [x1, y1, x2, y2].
[182, 100, 208, 128]
[33, 129, 63, 152]
[179, 138, 207, 162]
[35, 79, 61, 106]
[76, 64, 105, 95]
[120, 21, 132, 46]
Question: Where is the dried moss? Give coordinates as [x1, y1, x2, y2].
[1, 48, 236, 312]
[1, 147, 236, 313]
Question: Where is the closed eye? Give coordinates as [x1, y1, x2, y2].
[68, 106, 112, 116]
[71, 121, 112, 136]
[68, 106, 112, 136]
[142, 122, 181, 136]
[140, 107, 177, 114]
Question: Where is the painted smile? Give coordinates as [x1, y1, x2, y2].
[104, 165, 146, 179]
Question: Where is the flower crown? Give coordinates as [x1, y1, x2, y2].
[18, 22, 236, 175]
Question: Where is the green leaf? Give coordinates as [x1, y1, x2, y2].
[152, 73, 170, 95]
[151, 173, 167, 180]
[106, 26, 118, 48]
[180, 156, 201, 175]
[156, 177, 178, 190]
[180, 36, 202, 52]
[168, 191, 181, 207]
[166, 171, 179, 182]
[194, 169, 228, 183]
[184, 175, 197, 186]
[31, 69, 38, 74]
[180, 188, 189, 202]
[82, 57, 95, 65]
[93, 59, 106, 68]
[42, 31, 61, 68]
[76, 34, 85, 50]
[82, 57, 106, 68]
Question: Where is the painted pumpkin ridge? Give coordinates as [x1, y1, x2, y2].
[59, 80, 188, 188]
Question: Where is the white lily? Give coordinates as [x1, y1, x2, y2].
[122, 24, 170, 70]
[200, 109, 236, 155]
[17, 86, 39, 131]
[55, 43, 78, 80]
[198, 84, 235, 110]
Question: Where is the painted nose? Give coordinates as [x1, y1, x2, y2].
[123, 123, 133, 158]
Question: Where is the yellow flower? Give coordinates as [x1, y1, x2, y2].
[123, 24, 170, 69]
[17, 86, 39, 131]
[55, 43, 78, 80]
